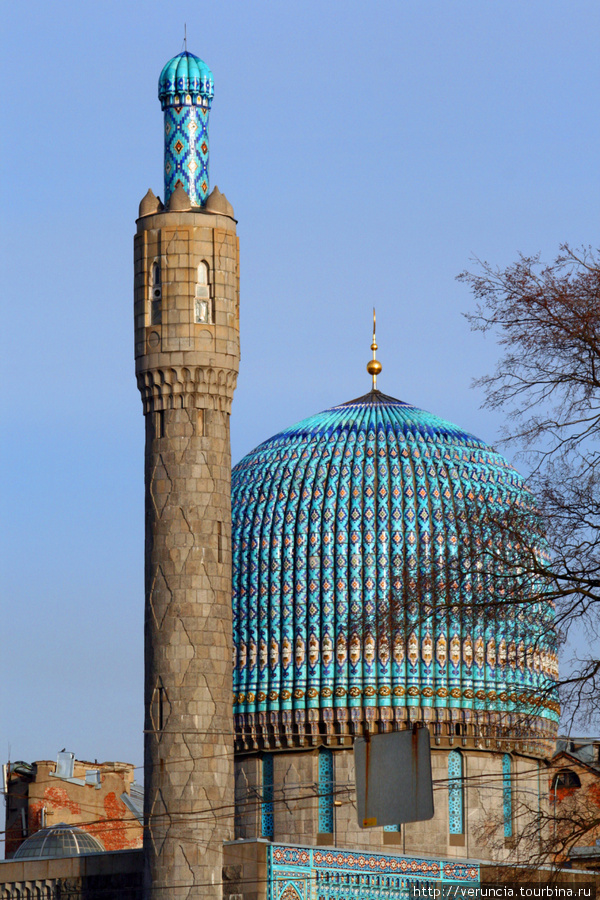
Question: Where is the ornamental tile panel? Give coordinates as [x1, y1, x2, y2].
[267, 843, 479, 900]
[448, 750, 464, 834]
[503, 753, 513, 837]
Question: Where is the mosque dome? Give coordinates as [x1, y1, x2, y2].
[231, 389, 559, 752]
[13, 823, 105, 859]
[158, 51, 214, 109]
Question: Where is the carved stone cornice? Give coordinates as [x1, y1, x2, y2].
[137, 365, 237, 415]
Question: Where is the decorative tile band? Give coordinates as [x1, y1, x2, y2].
[448, 750, 464, 834]
[502, 753, 513, 838]
[161, 92, 212, 109]
[163, 105, 210, 206]
[262, 753, 274, 839]
[318, 748, 334, 834]
[267, 843, 480, 900]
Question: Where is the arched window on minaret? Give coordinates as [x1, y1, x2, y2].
[503, 753, 513, 837]
[150, 260, 162, 325]
[318, 747, 333, 834]
[194, 261, 212, 324]
[448, 750, 464, 834]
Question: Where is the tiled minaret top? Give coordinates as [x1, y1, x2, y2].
[158, 51, 214, 207]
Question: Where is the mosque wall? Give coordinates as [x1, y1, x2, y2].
[0, 848, 143, 899]
[235, 754, 261, 838]
[234, 746, 549, 864]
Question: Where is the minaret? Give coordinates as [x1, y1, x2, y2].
[134, 50, 239, 899]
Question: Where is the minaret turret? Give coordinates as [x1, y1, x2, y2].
[158, 51, 214, 206]
[135, 51, 239, 900]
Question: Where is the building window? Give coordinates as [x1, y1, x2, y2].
[150, 260, 162, 325]
[158, 684, 167, 732]
[153, 410, 164, 440]
[503, 753, 513, 837]
[448, 750, 464, 834]
[261, 754, 274, 839]
[553, 769, 581, 790]
[318, 748, 333, 834]
[217, 521, 223, 564]
[194, 261, 211, 323]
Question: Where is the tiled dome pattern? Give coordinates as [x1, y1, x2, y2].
[158, 51, 214, 108]
[232, 391, 559, 751]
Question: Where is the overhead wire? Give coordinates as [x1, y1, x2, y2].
[0, 736, 584, 857]
[0, 758, 569, 845]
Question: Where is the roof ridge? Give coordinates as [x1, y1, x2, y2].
[335, 388, 412, 408]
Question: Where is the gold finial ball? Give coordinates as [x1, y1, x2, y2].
[367, 359, 382, 377]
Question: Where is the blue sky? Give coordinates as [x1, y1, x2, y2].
[2, 1, 599, 798]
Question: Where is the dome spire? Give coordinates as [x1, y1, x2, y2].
[366, 307, 382, 390]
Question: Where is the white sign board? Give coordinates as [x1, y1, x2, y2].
[354, 727, 434, 828]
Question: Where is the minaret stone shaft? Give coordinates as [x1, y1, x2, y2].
[135, 52, 239, 900]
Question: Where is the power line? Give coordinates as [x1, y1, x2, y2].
[0, 762, 564, 844]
